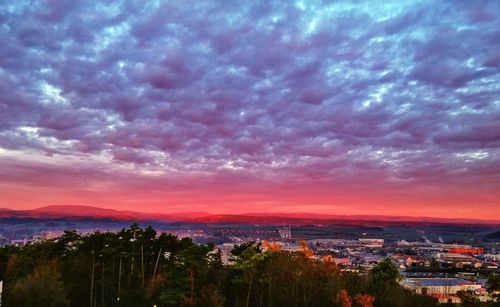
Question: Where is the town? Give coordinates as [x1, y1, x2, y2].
[2, 220, 499, 305]
[217, 226, 500, 304]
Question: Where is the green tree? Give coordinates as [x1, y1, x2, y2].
[487, 272, 500, 302]
[198, 283, 225, 307]
[231, 241, 261, 257]
[370, 258, 401, 284]
[229, 242, 268, 307]
[5, 259, 68, 307]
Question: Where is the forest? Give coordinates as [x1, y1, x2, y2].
[0, 224, 439, 307]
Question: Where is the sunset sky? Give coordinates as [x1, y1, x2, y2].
[0, 1, 499, 219]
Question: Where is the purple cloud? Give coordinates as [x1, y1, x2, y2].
[0, 0, 499, 215]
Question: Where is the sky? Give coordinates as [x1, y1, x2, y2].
[0, 0, 499, 219]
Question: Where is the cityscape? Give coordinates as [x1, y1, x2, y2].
[0, 206, 500, 305]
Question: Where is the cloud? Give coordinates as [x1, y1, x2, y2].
[0, 0, 499, 216]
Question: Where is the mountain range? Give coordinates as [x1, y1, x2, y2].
[0, 205, 499, 226]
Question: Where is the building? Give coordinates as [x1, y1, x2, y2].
[217, 243, 236, 265]
[358, 238, 384, 248]
[484, 254, 500, 261]
[448, 247, 484, 255]
[437, 252, 475, 262]
[402, 278, 482, 295]
[278, 226, 292, 239]
[392, 254, 430, 268]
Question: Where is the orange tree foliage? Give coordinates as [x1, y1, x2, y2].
[338, 289, 352, 307]
[261, 240, 282, 251]
[355, 293, 375, 307]
[298, 240, 314, 258]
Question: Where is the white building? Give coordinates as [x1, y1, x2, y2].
[402, 278, 482, 295]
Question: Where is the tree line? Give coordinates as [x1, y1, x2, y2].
[0, 224, 439, 307]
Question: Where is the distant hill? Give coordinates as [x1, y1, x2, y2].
[189, 213, 500, 226]
[0, 205, 208, 222]
[0, 205, 499, 226]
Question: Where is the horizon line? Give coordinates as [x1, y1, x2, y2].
[1, 204, 500, 224]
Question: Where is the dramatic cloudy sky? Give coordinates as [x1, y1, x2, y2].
[0, 0, 499, 218]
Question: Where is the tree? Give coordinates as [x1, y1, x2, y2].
[338, 289, 352, 307]
[5, 259, 68, 307]
[298, 240, 314, 258]
[233, 250, 267, 307]
[370, 258, 401, 284]
[179, 244, 212, 301]
[487, 272, 500, 302]
[0, 225, 439, 307]
[198, 284, 225, 307]
[231, 241, 261, 257]
[354, 293, 375, 307]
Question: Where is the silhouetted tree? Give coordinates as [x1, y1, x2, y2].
[5, 259, 68, 307]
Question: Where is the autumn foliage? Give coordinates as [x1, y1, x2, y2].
[298, 239, 314, 258]
[261, 240, 282, 251]
[338, 289, 352, 307]
[355, 293, 375, 307]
